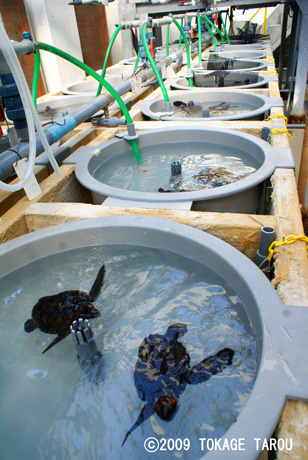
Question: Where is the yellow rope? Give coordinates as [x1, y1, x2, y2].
[265, 56, 275, 62]
[267, 114, 288, 127]
[269, 127, 291, 142]
[268, 234, 308, 261]
[266, 69, 278, 77]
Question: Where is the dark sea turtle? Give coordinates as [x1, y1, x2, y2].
[24, 264, 105, 354]
[122, 323, 234, 445]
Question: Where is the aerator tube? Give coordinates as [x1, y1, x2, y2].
[96, 24, 123, 97]
[173, 19, 194, 87]
[37, 42, 143, 163]
[141, 22, 170, 109]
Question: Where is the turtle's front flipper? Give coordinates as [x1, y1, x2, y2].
[42, 329, 70, 354]
[186, 348, 234, 385]
[88, 264, 105, 302]
[122, 401, 155, 447]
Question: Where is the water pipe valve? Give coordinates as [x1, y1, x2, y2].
[70, 319, 104, 383]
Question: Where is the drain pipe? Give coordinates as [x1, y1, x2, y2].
[71, 319, 104, 384]
[256, 226, 276, 269]
[0, 50, 183, 182]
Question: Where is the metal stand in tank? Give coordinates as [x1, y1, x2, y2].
[70, 319, 104, 384]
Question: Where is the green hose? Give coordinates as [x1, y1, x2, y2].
[96, 24, 123, 97]
[197, 15, 202, 62]
[218, 10, 230, 44]
[178, 18, 183, 49]
[32, 49, 40, 109]
[141, 23, 169, 103]
[166, 23, 170, 57]
[37, 41, 143, 163]
[203, 14, 224, 46]
[201, 15, 218, 53]
[133, 49, 140, 72]
[173, 19, 194, 87]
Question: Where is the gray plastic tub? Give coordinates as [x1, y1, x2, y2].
[214, 50, 268, 60]
[170, 72, 275, 90]
[72, 126, 293, 212]
[0, 216, 307, 460]
[138, 90, 283, 121]
[61, 74, 129, 96]
[36, 95, 95, 122]
[193, 58, 268, 73]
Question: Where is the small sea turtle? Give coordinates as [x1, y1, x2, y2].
[24, 264, 105, 354]
[122, 323, 234, 445]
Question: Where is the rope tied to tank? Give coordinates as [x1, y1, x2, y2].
[268, 235, 308, 261]
[267, 114, 288, 127]
[268, 128, 291, 142]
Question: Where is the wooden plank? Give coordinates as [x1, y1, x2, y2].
[23, 202, 276, 260]
[0, 165, 90, 244]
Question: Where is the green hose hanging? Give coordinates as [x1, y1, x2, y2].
[197, 14, 202, 62]
[141, 22, 169, 103]
[36, 41, 143, 164]
[173, 19, 194, 87]
[96, 24, 123, 97]
[218, 10, 230, 44]
[201, 15, 218, 54]
[133, 49, 140, 72]
[178, 18, 183, 49]
[166, 23, 170, 57]
[32, 49, 40, 109]
[203, 13, 224, 46]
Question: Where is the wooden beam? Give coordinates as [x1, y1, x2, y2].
[0, 165, 90, 245]
[23, 202, 276, 260]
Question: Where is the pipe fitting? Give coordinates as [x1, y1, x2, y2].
[71, 319, 104, 383]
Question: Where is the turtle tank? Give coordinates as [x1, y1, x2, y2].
[139, 90, 282, 122]
[170, 71, 271, 90]
[1, 216, 304, 460]
[0, 217, 259, 460]
[73, 126, 290, 213]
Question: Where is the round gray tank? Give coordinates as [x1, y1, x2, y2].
[139, 90, 281, 121]
[193, 59, 267, 73]
[1, 216, 307, 460]
[61, 74, 130, 96]
[74, 126, 283, 213]
[170, 72, 272, 90]
[214, 50, 267, 60]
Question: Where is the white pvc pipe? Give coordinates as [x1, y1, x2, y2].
[0, 20, 61, 193]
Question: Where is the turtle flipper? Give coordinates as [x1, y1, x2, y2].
[88, 264, 105, 302]
[122, 400, 155, 447]
[186, 348, 234, 385]
[42, 329, 70, 354]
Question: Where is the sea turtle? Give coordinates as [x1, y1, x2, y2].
[24, 264, 105, 354]
[122, 322, 234, 445]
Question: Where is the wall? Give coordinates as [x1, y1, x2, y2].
[24, 0, 84, 93]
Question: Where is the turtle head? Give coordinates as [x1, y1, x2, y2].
[154, 395, 179, 421]
[166, 323, 187, 342]
[81, 304, 101, 318]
